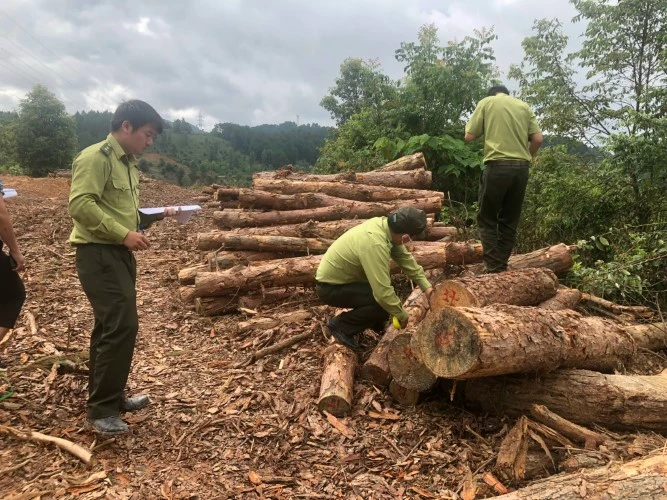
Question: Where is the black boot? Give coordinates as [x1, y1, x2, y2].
[85, 416, 129, 435]
[120, 394, 150, 412]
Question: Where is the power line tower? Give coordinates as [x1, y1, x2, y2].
[197, 111, 203, 130]
[296, 114, 300, 126]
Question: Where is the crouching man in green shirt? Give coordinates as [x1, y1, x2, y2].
[68, 100, 176, 436]
[315, 206, 434, 350]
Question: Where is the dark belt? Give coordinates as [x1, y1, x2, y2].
[484, 159, 530, 167]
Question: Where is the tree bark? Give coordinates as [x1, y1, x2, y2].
[253, 167, 432, 189]
[466, 369, 667, 432]
[414, 305, 639, 379]
[359, 286, 434, 388]
[213, 197, 443, 228]
[318, 344, 357, 416]
[251, 178, 442, 203]
[197, 221, 457, 250]
[493, 454, 667, 500]
[537, 286, 582, 310]
[374, 152, 427, 172]
[430, 268, 559, 309]
[193, 243, 482, 297]
[622, 322, 667, 351]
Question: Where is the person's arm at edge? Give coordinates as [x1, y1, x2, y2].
[0, 194, 24, 271]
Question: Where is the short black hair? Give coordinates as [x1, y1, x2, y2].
[488, 85, 510, 96]
[111, 100, 163, 133]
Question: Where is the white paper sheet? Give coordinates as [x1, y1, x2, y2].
[2, 188, 17, 198]
[139, 205, 202, 224]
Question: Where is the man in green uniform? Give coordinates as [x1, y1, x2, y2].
[465, 85, 543, 273]
[315, 206, 434, 350]
[69, 100, 174, 435]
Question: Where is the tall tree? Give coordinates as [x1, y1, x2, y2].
[320, 58, 398, 127]
[16, 85, 76, 177]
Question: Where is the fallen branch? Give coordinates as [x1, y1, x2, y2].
[530, 404, 607, 450]
[249, 330, 313, 363]
[581, 293, 654, 318]
[0, 425, 95, 466]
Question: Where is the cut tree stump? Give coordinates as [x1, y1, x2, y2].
[537, 286, 582, 310]
[493, 454, 667, 500]
[193, 243, 482, 297]
[317, 344, 357, 416]
[253, 167, 432, 189]
[413, 305, 643, 379]
[213, 197, 443, 228]
[465, 368, 667, 431]
[251, 178, 442, 203]
[430, 268, 559, 309]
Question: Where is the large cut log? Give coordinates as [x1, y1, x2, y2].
[253, 167, 432, 189]
[251, 178, 442, 203]
[623, 322, 667, 351]
[387, 332, 438, 392]
[213, 197, 443, 228]
[179, 263, 209, 286]
[318, 344, 357, 416]
[194, 243, 482, 297]
[197, 222, 457, 250]
[206, 234, 332, 254]
[493, 454, 667, 500]
[469, 244, 576, 275]
[413, 305, 645, 379]
[179, 250, 294, 285]
[466, 368, 667, 432]
[537, 286, 582, 310]
[388, 269, 559, 391]
[374, 152, 426, 172]
[359, 287, 432, 388]
[430, 268, 558, 309]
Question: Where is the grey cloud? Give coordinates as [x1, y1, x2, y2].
[1, 0, 580, 127]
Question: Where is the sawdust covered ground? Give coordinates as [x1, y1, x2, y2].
[1, 174, 665, 499]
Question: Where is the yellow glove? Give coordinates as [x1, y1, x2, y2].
[392, 316, 403, 330]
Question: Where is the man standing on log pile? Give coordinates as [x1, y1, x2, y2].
[68, 100, 177, 436]
[465, 85, 543, 273]
[315, 206, 434, 350]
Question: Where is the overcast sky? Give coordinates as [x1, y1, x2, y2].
[0, 1, 582, 129]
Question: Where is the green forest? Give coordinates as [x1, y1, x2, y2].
[0, 0, 664, 308]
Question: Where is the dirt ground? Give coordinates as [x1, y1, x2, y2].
[1, 174, 666, 499]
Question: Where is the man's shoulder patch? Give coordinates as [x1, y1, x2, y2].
[100, 142, 113, 156]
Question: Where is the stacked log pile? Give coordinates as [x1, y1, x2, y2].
[178, 153, 474, 316]
[321, 252, 665, 495]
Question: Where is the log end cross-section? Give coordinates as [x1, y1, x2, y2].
[415, 307, 481, 379]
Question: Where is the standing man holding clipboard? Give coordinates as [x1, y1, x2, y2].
[0, 179, 26, 369]
[68, 100, 177, 436]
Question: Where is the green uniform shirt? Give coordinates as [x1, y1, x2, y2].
[315, 217, 432, 322]
[465, 94, 541, 163]
[68, 134, 140, 245]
